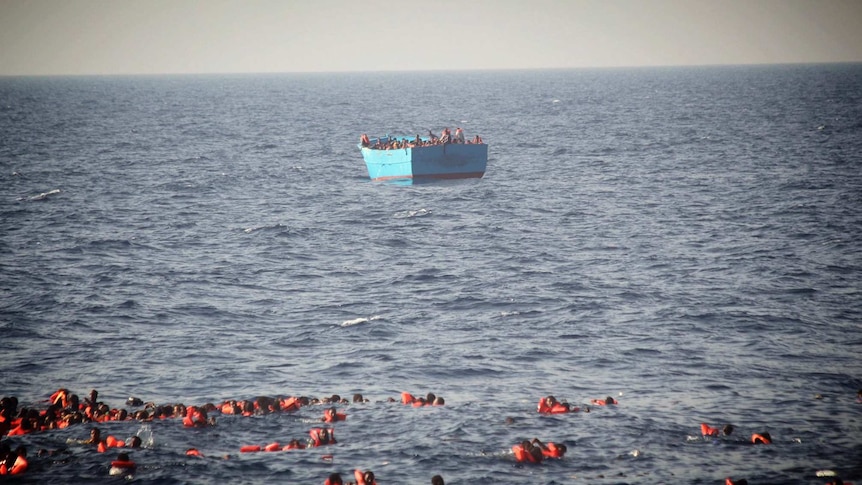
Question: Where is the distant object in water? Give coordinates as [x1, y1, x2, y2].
[358, 131, 487, 183]
[20, 189, 60, 201]
[340, 315, 380, 327]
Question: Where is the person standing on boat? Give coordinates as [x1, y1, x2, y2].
[439, 128, 451, 144]
[454, 127, 465, 144]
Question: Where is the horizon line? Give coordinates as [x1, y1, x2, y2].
[2, 61, 860, 79]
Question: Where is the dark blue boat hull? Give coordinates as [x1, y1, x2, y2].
[359, 137, 487, 182]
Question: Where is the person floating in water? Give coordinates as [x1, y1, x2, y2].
[530, 438, 567, 459]
[512, 439, 545, 463]
[322, 407, 346, 423]
[108, 452, 135, 476]
[324, 473, 344, 485]
[353, 469, 377, 485]
[308, 427, 336, 447]
[0, 444, 28, 476]
[591, 396, 618, 406]
[701, 423, 734, 437]
[537, 395, 577, 413]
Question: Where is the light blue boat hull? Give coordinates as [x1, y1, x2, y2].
[359, 137, 487, 182]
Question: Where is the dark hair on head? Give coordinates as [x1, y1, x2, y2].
[722, 424, 734, 436]
[328, 473, 343, 485]
[606, 396, 615, 403]
[117, 452, 130, 462]
[431, 474, 445, 485]
[364, 471, 375, 483]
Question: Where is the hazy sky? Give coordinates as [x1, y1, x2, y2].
[1, 0, 861, 76]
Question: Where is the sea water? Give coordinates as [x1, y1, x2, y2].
[1, 65, 861, 484]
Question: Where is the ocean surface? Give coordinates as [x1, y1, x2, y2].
[1, 64, 861, 484]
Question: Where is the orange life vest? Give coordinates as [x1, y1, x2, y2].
[512, 444, 542, 463]
[751, 433, 772, 444]
[701, 423, 720, 436]
[549, 403, 570, 414]
[105, 435, 123, 448]
[323, 408, 347, 423]
[537, 397, 552, 413]
[309, 428, 336, 447]
[183, 407, 207, 427]
[541, 442, 565, 458]
[281, 396, 301, 412]
[354, 469, 378, 485]
[7, 455, 28, 475]
[281, 441, 304, 451]
[50, 389, 70, 408]
[110, 459, 135, 469]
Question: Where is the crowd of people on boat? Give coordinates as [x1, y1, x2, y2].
[2, 387, 858, 483]
[360, 127, 484, 150]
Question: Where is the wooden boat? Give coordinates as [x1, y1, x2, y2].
[358, 134, 487, 182]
